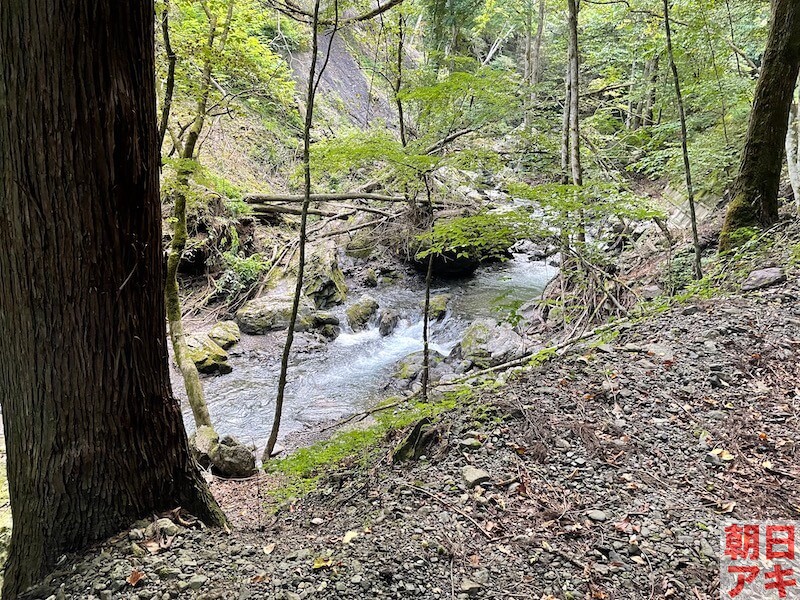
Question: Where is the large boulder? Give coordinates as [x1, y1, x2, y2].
[304, 248, 348, 309]
[235, 284, 316, 334]
[456, 319, 526, 369]
[190, 427, 256, 478]
[346, 295, 379, 331]
[209, 435, 256, 478]
[186, 334, 232, 375]
[345, 230, 376, 259]
[208, 320, 241, 349]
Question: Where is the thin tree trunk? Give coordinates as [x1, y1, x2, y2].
[158, 0, 177, 149]
[267, 0, 339, 458]
[420, 177, 435, 402]
[0, 2, 225, 596]
[395, 14, 408, 148]
[531, 0, 546, 88]
[786, 89, 800, 207]
[166, 0, 234, 430]
[721, 0, 800, 247]
[560, 69, 571, 184]
[626, 59, 638, 129]
[567, 0, 582, 188]
[524, 0, 546, 130]
[664, 0, 702, 279]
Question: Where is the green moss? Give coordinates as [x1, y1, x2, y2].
[425, 294, 451, 321]
[266, 389, 471, 504]
[346, 295, 379, 331]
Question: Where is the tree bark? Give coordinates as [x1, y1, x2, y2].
[567, 0, 583, 188]
[560, 69, 571, 184]
[721, 0, 800, 247]
[0, 2, 225, 596]
[165, 0, 234, 431]
[664, 0, 702, 279]
[786, 89, 800, 207]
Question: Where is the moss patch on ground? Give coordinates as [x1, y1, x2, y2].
[265, 388, 472, 505]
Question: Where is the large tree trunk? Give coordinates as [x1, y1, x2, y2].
[721, 0, 800, 247]
[0, 2, 225, 597]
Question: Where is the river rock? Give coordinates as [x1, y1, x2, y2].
[345, 230, 376, 259]
[186, 334, 232, 375]
[304, 247, 348, 309]
[236, 285, 316, 334]
[424, 294, 451, 321]
[741, 267, 786, 291]
[189, 426, 219, 469]
[378, 310, 400, 336]
[209, 436, 256, 478]
[456, 319, 526, 369]
[190, 427, 255, 478]
[392, 350, 448, 386]
[208, 320, 241, 349]
[346, 295, 379, 331]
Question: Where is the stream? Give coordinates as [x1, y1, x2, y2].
[176, 254, 558, 449]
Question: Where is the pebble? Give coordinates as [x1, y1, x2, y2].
[461, 465, 491, 488]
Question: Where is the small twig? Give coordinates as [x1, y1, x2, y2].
[401, 483, 494, 539]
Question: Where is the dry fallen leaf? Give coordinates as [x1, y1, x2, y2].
[126, 569, 145, 587]
[312, 556, 333, 570]
[263, 543, 276, 555]
[342, 530, 359, 545]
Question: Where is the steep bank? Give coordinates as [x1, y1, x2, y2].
[35, 223, 800, 599]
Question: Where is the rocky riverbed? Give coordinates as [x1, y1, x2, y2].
[35, 264, 800, 599]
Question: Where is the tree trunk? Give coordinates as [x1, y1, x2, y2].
[721, 0, 800, 247]
[0, 2, 225, 596]
[664, 0, 702, 279]
[643, 57, 659, 127]
[165, 0, 234, 431]
[567, 0, 583, 188]
[785, 87, 800, 207]
[560, 69, 571, 184]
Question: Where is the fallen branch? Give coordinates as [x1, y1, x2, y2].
[250, 204, 349, 219]
[319, 401, 402, 433]
[244, 192, 406, 204]
[440, 319, 630, 386]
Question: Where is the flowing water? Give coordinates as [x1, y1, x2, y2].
[177, 254, 558, 448]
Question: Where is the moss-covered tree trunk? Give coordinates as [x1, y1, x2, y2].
[0, 1, 225, 596]
[721, 0, 800, 248]
[164, 1, 233, 431]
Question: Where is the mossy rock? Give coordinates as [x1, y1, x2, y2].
[458, 319, 525, 369]
[186, 334, 232, 375]
[392, 350, 446, 382]
[236, 287, 316, 334]
[304, 248, 348, 309]
[346, 295, 379, 331]
[423, 294, 451, 321]
[208, 320, 241, 349]
[345, 230, 376, 259]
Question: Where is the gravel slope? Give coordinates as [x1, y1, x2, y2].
[29, 274, 800, 600]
